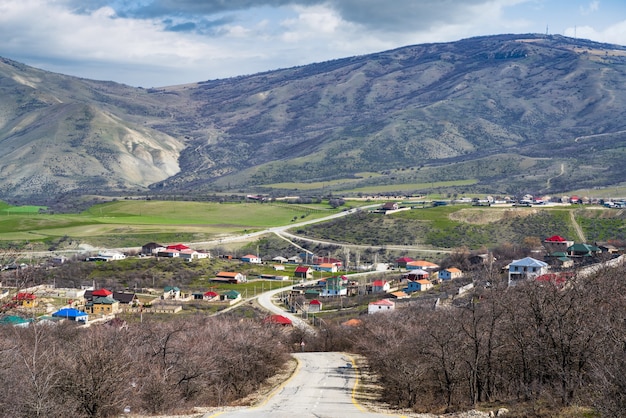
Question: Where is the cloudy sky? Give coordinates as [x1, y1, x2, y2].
[1, 0, 625, 87]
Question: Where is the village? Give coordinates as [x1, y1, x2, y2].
[1, 223, 623, 328]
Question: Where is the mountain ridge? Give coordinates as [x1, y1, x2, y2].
[2, 33, 626, 203]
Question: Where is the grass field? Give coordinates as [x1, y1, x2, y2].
[0, 200, 341, 248]
[340, 179, 479, 194]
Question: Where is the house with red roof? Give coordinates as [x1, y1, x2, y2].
[371, 280, 390, 293]
[294, 266, 313, 279]
[368, 299, 395, 314]
[203, 291, 219, 301]
[263, 314, 292, 326]
[544, 235, 574, 253]
[308, 299, 322, 313]
[395, 257, 414, 268]
[12, 292, 37, 308]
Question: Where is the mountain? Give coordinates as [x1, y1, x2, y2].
[2, 33, 626, 203]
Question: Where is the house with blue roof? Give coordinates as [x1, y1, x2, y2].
[508, 257, 549, 286]
[52, 307, 89, 323]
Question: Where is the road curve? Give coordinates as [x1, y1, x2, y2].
[206, 352, 407, 418]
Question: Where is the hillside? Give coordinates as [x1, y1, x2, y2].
[2, 33, 626, 202]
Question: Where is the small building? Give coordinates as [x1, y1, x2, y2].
[294, 266, 314, 280]
[141, 242, 163, 255]
[381, 202, 399, 211]
[395, 257, 414, 268]
[316, 263, 338, 273]
[163, 286, 181, 299]
[221, 290, 241, 302]
[371, 280, 390, 293]
[567, 243, 601, 258]
[167, 244, 190, 251]
[415, 279, 433, 291]
[92, 251, 126, 261]
[203, 291, 219, 301]
[157, 249, 180, 258]
[439, 267, 463, 281]
[368, 299, 395, 314]
[241, 254, 262, 264]
[402, 269, 429, 281]
[12, 292, 38, 308]
[273, 264, 286, 271]
[308, 299, 322, 312]
[213, 271, 247, 283]
[272, 256, 288, 264]
[319, 276, 347, 297]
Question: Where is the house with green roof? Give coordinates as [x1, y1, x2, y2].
[86, 296, 120, 315]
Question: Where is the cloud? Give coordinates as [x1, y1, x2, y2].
[580, 0, 600, 15]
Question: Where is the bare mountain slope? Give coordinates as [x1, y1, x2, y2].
[1, 33, 626, 202]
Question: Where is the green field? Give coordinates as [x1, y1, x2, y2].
[340, 179, 479, 194]
[0, 200, 341, 248]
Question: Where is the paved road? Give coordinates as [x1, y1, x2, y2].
[206, 352, 407, 418]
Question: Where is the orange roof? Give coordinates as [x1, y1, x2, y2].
[446, 268, 462, 273]
[407, 260, 439, 267]
[216, 271, 240, 277]
[342, 318, 362, 327]
[318, 263, 335, 268]
[416, 279, 431, 285]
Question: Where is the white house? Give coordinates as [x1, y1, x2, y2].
[368, 299, 395, 314]
[371, 280, 391, 293]
[508, 257, 549, 285]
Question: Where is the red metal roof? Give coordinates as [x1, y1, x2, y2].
[295, 266, 311, 273]
[545, 235, 567, 242]
[92, 288, 113, 297]
[263, 314, 292, 325]
[167, 243, 189, 251]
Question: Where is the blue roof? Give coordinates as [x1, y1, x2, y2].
[52, 308, 88, 319]
[510, 257, 548, 268]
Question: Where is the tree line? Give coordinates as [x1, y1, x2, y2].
[0, 316, 291, 417]
[338, 264, 626, 416]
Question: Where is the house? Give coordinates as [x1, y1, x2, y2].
[157, 249, 179, 258]
[287, 255, 303, 264]
[141, 242, 163, 255]
[0, 315, 32, 327]
[12, 292, 37, 308]
[371, 280, 390, 293]
[544, 235, 574, 253]
[213, 271, 247, 283]
[294, 266, 314, 280]
[86, 296, 120, 315]
[319, 276, 347, 297]
[508, 257, 549, 285]
[112, 292, 139, 308]
[221, 290, 241, 302]
[439, 267, 463, 281]
[308, 299, 322, 312]
[163, 286, 181, 299]
[395, 257, 414, 268]
[388, 291, 410, 299]
[316, 263, 338, 273]
[52, 307, 89, 323]
[415, 279, 433, 291]
[368, 299, 395, 314]
[402, 269, 429, 281]
[89, 251, 126, 261]
[381, 202, 399, 211]
[406, 260, 440, 271]
[179, 249, 201, 262]
[595, 242, 620, 254]
[567, 243, 601, 259]
[272, 256, 288, 263]
[241, 254, 262, 264]
[203, 291, 219, 301]
[313, 256, 343, 268]
[273, 264, 286, 271]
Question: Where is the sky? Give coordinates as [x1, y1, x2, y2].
[1, 0, 625, 87]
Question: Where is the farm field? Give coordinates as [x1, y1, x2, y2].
[0, 200, 344, 249]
